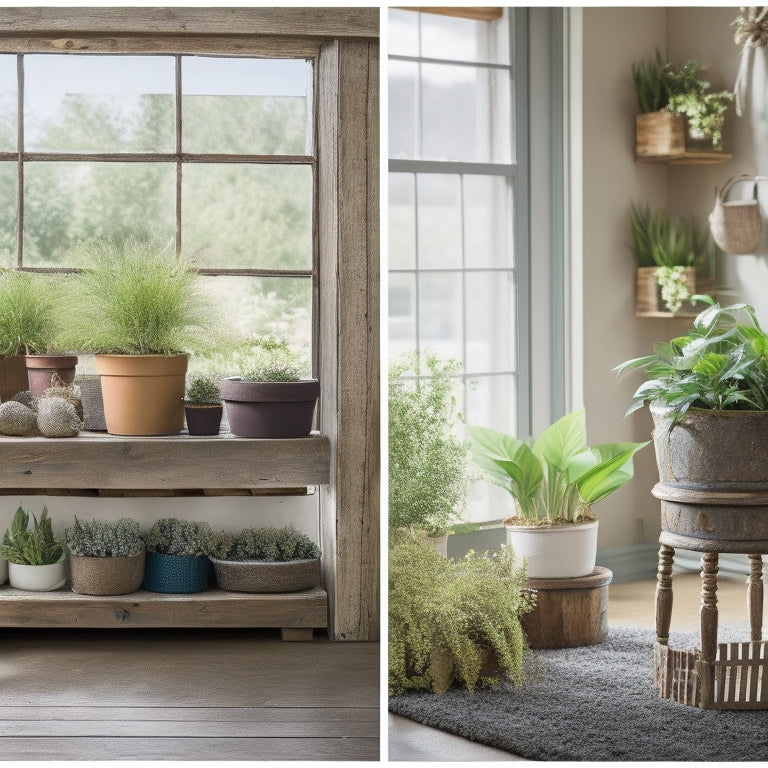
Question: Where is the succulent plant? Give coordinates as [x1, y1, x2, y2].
[0, 505, 66, 566]
[241, 363, 302, 383]
[144, 517, 219, 557]
[65, 516, 144, 558]
[185, 375, 222, 405]
[218, 525, 320, 562]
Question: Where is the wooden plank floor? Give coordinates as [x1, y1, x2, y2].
[0, 626, 379, 760]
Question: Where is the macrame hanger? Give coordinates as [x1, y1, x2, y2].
[734, 6, 768, 117]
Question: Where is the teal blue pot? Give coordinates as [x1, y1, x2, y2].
[142, 551, 212, 594]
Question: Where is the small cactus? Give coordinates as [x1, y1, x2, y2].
[185, 375, 221, 405]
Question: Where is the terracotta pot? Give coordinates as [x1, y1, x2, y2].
[220, 378, 319, 438]
[210, 556, 321, 593]
[70, 550, 146, 596]
[0, 355, 30, 402]
[25, 354, 78, 399]
[95, 354, 188, 436]
[184, 404, 223, 436]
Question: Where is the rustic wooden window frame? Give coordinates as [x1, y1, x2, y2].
[0, 7, 380, 642]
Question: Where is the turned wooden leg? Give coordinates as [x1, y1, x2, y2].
[699, 552, 719, 709]
[748, 554, 764, 643]
[655, 544, 674, 646]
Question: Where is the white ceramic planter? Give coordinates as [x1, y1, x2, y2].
[505, 520, 598, 579]
[8, 558, 68, 591]
[0, 557, 7, 585]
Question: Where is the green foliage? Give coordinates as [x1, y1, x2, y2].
[63, 237, 216, 355]
[668, 89, 733, 149]
[617, 298, 768, 426]
[0, 505, 66, 566]
[388, 352, 470, 537]
[0, 271, 61, 355]
[468, 409, 648, 525]
[632, 49, 670, 113]
[388, 535, 535, 695]
[235, 336, 307, 382]
[65, 516, 144, 558]
[185, 375, 221, 405]
[218, 525, 320, 562]
[241, 363, 301, 383]
[144, 517, 218, 557]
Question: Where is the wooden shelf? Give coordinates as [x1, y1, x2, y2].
[0, 431, 330, 492]
[636, 310, 699, 319]
[636, 150, 733, 166]
[0, 585, 328, 639]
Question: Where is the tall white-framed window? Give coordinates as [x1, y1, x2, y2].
[388, 7, 529, 522]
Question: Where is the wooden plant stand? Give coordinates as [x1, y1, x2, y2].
[521, 567, 612, 649]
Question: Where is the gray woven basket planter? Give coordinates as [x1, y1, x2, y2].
[210, 556, 321, 593]
[70, 550, 146, 595]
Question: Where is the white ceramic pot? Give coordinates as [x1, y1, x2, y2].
[505, 520, 598, 579]
[0, 557, 7, 585]
[8, 558, 68, 591]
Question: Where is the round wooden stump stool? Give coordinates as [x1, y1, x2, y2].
[521, 566, 612, 649]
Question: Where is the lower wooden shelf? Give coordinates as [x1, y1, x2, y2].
[0, 585, 328, 640]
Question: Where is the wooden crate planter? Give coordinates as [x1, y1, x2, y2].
[636, 266, 697, 317]
[636, 111, 685, 158]
[655, 640, 768, 709]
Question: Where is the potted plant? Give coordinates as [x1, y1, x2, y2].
[184, 375, 223, 436]
[65, 516, 145, 595]
[64, 237, 214, 436]
[142, 517, 216, 594]
[629, 202, 715, 315]
[0, 270, 77, 400]
[388, 351, 470, 555]
[220, 337, 319, 438]
[467, 409, 648, 579]
[633, 50, 733, 154]
[0, 505, 68, 591]
[388, 534, 534, 695]
[210, 525, 321, 593]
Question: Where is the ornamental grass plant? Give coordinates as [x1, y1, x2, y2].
[0, 270, 63, 355]
[388, 534, 535, 695]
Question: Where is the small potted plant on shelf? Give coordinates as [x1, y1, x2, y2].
[65, 516, 146, 596]
[63, 237, 216, 436]
[467, 408, 648, 579]
[220, 337, 319, 438]
[388, 534, 534, 695]
[142, 517, 217, 594]
[184, 375, 223, 436]
[210, 525, 321, 593]
[388, 351, 470, 556]
[0, 270, 78, 400]
[0, 505, 68, 591]
[629, 202, 715, 315]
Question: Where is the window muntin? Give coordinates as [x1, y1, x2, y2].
[2, 52, 316, 372]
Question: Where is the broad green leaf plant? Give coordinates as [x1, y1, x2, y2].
[468, 409, 648, 525]
[616, 297, 768, 427]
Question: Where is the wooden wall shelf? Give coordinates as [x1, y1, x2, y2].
[636, 150, 733, 166]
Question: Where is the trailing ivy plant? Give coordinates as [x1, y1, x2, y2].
[0, 505, 66, 566]
[388, 534, 535, 695]
[616, 297, 768, 427]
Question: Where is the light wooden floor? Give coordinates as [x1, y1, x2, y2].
[0, 626, 379, 761]
[389, 569, 753, 762]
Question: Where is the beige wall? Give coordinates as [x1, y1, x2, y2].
[582, 6, 768, 552]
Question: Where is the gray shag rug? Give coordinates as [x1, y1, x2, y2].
[388, 625, 768, 761]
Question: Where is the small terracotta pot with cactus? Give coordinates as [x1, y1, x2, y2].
[184, 375, 223, 436]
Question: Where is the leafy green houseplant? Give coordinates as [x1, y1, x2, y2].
[65, 516, 146, 596]
[219, 337, 319, 438]
[468, 409, 647, 578]
[184, 375, 223, 436]
[388, 535, 534, 695]
[210, 525, 322, 593]
[388, 351, 469, 547]
[0, 505, 68, 591]
[142, 518, 217, 594]
[65, 237, 216, 436]
[629, 203, 715, 314]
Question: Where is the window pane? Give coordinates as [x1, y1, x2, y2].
[388, 59, 417, 160]
[421, 63, 511, 163]
[389, 172, 415, 270]
[190, 276, 312, 376]
[420, 11, 510, 64]
[418, 271, 463, 361]
[182, 57, 312, 155]
[23, 162, 175, 267]
[388, 272, 417, 354]
[0, 163, 16, 267]
[24, 55, 175, 152]
[182, 164, 312, 270]
[388, 9, 419, 57]
[463, 175, 514, 268]
[465, 271, 515, 372]
[0, 55, 16, 151]
[417, 174, 461, 269]
[465, 373, 516, 433]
